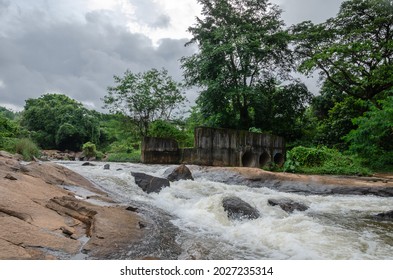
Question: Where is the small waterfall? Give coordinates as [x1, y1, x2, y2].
[60, 161, 393, 260]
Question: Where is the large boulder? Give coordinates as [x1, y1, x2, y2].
[167, 164, 194, 182]
[268, 198, 309, 213]
[222, 197, 260, 220]
[131, 172, 170, 194]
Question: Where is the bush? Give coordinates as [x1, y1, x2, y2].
[148, 120, 194, 148]
[0, 137, 18, 153]
[344, 96, 393, 171]
[15, 138, 40, 161]
[82, 142, 97, 158]
[107, 151, 141, 163]
[284, 146, 371, 176]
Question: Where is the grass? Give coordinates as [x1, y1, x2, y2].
[283, 146, 372, 176]
[14, 138, 41, 161]
[106, 150, 141, 163]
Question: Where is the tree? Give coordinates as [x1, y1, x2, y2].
[103, 68, 186, 136]
[344, 96, 393, 169]
[22, 93, 100, 150]
[181, 0, 293, 129]
[0, 106, 17, 120]
[292, 0, 393, 102]
[0, 114, 19, 138]
[252, 80, 312, 141]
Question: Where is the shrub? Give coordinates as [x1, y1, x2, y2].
[15, 138, 40, 161]
[82, 142, 97, 158]
[148, 120, 194, 148]
[344, 96, 393, 171]
[107, 151, 141, 163]
[284, 146, 371, 176]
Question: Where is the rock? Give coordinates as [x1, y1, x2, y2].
[82, 162, 95, 166]
[375, 210, 393, 221]
[222, 197, 260, 220]
[131, 172, 170, 194]
[4, 173, 17, 180]
[167, 164, 194, 182]
[268, 198, 309, 213]
[103, 164, 110, 170]
[126, 206, 139, 212]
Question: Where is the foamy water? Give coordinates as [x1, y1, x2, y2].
[59, 161, 393, 260]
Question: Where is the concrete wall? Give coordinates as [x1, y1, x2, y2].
[141, 127, 285, 168]
[141, 137, 180, 164]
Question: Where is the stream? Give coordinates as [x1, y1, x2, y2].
[59, 161, 393, 260]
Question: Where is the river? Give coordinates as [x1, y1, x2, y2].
[59, 161, 393, 260]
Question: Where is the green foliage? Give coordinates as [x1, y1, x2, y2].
[249, 127, 262, 133]
[284, 146, 371, 175]
[103, 68, 186, 136]
[82, 142, 97, 158]
[0, 106, 18, 120]
[345, 96, 393, 170]
[315, 97, 370, 148]
[0, 137, 18, 153]
[0, 113, 19, 138]
[252, 80, 312, 141]
[21, 93, 100, 151]
[0, 112, 22, 153]
[292, 0, 393, 102]
[148, 120, 194, 148]
[181, 0, 295, 130]
[107, 151, 141, 163]
[15, 138, 40, 161]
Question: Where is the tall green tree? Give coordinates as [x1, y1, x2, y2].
[103, 68, 186, 136]
[181, 0, 294, 129]
[22, 93, 100, 150]
[292, 0, 393, 102]
[344, 96, 393, 169]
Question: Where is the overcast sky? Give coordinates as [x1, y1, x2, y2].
[0, 0, 344, 112]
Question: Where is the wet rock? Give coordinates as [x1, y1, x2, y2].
[222, 197, 260, 220]
[167, 164, 194, 182]
[82, 162, 95, 166]
[131, 172, 170, 194]
[375, 210, 393, 221]
[103, 164, 110, 170]
[268, 198, 309, 213]
[126, 206, 139, 212]
[4, 173, 17, 180]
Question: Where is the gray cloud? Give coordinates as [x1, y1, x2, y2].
[272, 0, 344, 25]
[0, 4, 194, 111]
[0, 0, 346, 111]
[130, 0, 171, 29]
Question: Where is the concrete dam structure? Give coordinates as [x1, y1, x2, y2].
[141, 127, 286, 168]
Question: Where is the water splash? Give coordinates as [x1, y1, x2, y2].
[60, 161, 393, 260]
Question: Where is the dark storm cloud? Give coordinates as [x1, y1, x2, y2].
[0, 5, 194, 111]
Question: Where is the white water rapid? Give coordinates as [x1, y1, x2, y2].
[59, 161, 393, 260]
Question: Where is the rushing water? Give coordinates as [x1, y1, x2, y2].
[59, 161, 393, 260]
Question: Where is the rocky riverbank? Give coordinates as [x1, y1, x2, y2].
[190, 166, 393, 197]
[0, 151, 149, 260]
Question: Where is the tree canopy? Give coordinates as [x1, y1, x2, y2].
[103, 68, 186, 137]
[292, 0, 393, 102]
[181, 0, 298, 130]
[22, 93, 100, 150]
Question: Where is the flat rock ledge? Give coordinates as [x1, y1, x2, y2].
[0, 152, 147, 260]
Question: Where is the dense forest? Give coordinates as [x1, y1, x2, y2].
[1, 0, 392, 174]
